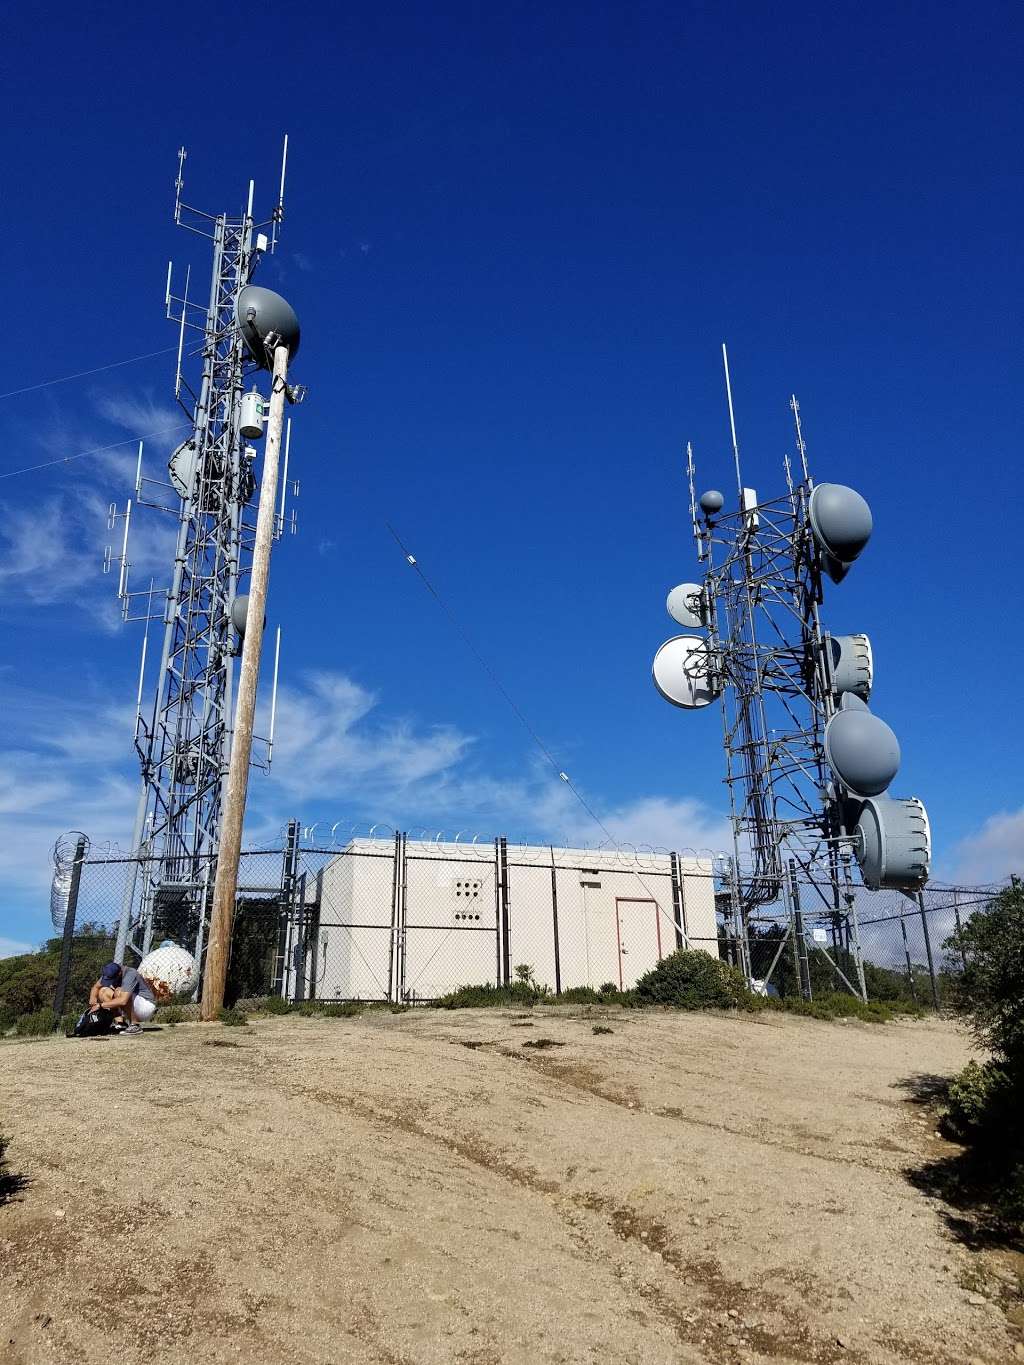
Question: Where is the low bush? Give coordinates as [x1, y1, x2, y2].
[436, 982, 542, 1010]
[557, 986, 599, 1005]
[938, 882, 1024, 1230]
[766, 992, 924, 1024]
[158, 1005, 193, 1026]
[942, 1060, 1014, 1142]
[634, 950, 750, 1011]
[217, 1006, 248, 1027]
[321, 1001, 364, 1018]
[14, 1008, 59, 1037]
[256, 994, 292, 1015]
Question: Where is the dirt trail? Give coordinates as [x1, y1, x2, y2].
[0, 1007, 1019, 1364]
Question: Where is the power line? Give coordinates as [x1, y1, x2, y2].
[385, 522, 623, 848]
[0, 425, 187, 482]
[0, 346, 179, 402]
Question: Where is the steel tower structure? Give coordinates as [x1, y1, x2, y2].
[686, 397, 842, 907]
[112, 142, 298, 960]
[653, 349, 931, 990]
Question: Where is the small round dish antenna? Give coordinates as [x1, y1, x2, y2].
[823, 708, 900, 797]
[652, 635, 720, 710]
[699, 489, 725, 517]
[809, 484, 872, 583]
[666, 583, 705, 629]
[231, 595, 250, 635]
[854, 795, 931, 890]
[236, 285, 301, 368]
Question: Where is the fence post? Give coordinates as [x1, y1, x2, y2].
[397, 833, 409, 1002]
[549, 847, 562, 996]
[899, 910, 918, 1003]
[53, 836, 88, 1021]
[387, 831, 401, 1003]
[670, 853, 685, 950]
[788, 861, 812, 1001]
[917, 892, 941, 1010]
[952, 890, 968, 973]
[498, 836, 511, 986]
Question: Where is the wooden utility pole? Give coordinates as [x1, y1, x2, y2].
[201, 342, 289, 1019]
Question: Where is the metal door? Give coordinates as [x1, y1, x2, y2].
[614, 898, 663, 989]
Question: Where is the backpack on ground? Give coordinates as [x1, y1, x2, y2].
[70, 1007, 115, 1038]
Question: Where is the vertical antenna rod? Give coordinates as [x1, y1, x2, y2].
[722, 343, 743, 497]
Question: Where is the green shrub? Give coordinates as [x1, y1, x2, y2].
[436, 982, 541, 1010]
[217, 1006, 248, 1027]
[946, 882, 1024, 1071]
[14, 1008, 59, 1037]
[943, 1060, 1014, 1142]
[634, 950, 750, 1010]
[257, 994, 292, 1015]
[321, 1001, 363, 1018]
[768, 992, 924, 1024]
[557, 986, 599, 1004]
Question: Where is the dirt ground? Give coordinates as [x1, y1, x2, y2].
[1, 1007, 1021, 1365]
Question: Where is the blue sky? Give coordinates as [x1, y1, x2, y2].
[1, 1, 1021, 951]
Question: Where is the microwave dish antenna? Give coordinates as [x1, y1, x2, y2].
[652, 635, 719, 709]
[666, 583, 706, 629]
[650, 354, 931, 995]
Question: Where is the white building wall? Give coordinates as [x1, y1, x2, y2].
[314, 840, 719, 1000]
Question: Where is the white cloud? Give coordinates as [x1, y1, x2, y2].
[0, 938, 33, 960]
[266, 671, 473, 805]
[947, 806, 1024, 885]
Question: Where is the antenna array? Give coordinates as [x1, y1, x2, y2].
[109, 140, 302, 961]
[653, 350, 931, 984]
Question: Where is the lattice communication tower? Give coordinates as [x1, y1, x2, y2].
[652, 349, 931, 984]
[109, 141, 303, 960]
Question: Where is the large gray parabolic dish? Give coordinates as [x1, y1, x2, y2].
[830, 633, 873, 701]
[236, 285, 301, 368]
[652, 635, 720, 710]
[823, 708, 900, 797]
[809, 484, 872, 583]
[666, 583, 705, 630]
[855, 796, 931, 891]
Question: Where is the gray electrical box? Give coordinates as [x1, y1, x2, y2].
[240, 389, 266, 439]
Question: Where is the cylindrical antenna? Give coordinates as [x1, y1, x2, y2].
[272, 134, 289, 252]
[164, 261, 173, 311]
[722, 343, 742, 497]
[267, 625, 282, 766]
[118, 500, 132, 600]
[790, 395, 810, 483]
[246, 179, 255, 220]
[135, 628, 149, 725]
[278, 417, 291, 535]
[174, 265, 190, 400]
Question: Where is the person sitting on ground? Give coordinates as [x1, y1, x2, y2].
[89, 961, 158, 1035]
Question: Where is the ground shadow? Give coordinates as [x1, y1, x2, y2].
[895, 1072, 1022, 1252]
[0, 1139, 29, 1207]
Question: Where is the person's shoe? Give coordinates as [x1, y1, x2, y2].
[119, 1023, 143, 1036]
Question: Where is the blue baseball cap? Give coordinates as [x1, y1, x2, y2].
[99, 962, 123, 986]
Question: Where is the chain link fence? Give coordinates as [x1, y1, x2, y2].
[49, 831, 1003, 1011]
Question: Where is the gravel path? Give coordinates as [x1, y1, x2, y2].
[1, 1006, 1019, 1364]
